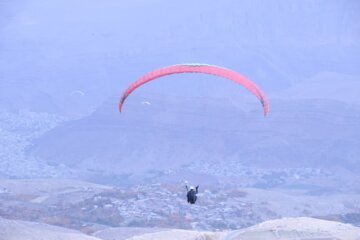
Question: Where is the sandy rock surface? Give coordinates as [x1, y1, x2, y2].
[225, 217, 360, 240]
[126, 229, 226, 240]
[0, 217, 101, 240]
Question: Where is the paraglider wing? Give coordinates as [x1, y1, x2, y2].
[119, 63, 269, 116]
[70, 90, 85, 96]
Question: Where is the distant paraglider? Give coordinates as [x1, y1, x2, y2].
[119, 63, 269, 116]
[70, 90, 86, 97]
[141, 101, 151, 105]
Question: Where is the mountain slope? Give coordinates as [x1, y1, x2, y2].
[32, 95, 360, 176]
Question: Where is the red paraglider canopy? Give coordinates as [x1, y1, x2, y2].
[119, 63, 269, 116]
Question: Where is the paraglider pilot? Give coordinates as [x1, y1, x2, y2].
[186, 185, 199, 204]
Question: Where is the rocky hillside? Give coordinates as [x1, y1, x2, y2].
[32, 94, 360, 176]
[1, 216, 359, 240]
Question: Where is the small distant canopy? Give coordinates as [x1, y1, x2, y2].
[141, 101, 151, 105]
[70, 90, 85, 96]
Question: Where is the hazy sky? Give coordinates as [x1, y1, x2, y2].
[0, 0, 359, 179]
[0, 0, 359, 113]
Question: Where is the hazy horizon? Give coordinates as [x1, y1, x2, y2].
[0, 0, 359, 238]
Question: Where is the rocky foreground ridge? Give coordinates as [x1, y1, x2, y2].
[1, 216, 359, 240]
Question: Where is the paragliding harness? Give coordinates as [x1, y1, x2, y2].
[186, 185, 199, 204]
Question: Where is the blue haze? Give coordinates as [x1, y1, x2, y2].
[0, 0, 359, 180]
